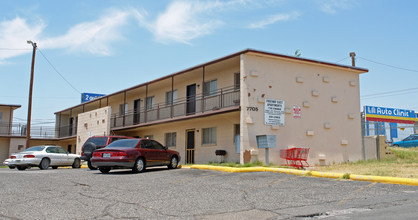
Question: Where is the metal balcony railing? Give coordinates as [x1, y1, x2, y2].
[0, 123, 56, 138]
[111, 86, 240, 129]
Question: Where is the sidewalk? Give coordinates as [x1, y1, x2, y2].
[181, 165, 418, 186]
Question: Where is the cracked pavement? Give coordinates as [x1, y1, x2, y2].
[0, 167, 417, 219]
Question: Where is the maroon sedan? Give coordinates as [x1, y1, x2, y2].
[91, 138, 180, 174]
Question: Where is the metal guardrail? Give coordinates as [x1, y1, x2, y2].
[0, 123, 57, 138]
[111, 86, 240, 128]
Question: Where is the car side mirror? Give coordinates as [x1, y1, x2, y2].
[164, 146, 168, 150]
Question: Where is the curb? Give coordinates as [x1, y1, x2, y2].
[182, 165, 418, 186]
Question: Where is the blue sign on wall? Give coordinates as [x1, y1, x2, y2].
[365, 106, 415, 118]
[81, 93, 105, 103]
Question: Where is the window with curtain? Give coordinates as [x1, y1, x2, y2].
[202, 127, 217, 145]
[165, 132, 177, 147]
[166, 90, 178, 105]
[146, 96, 155, 110]
[203, 79, 217, 96]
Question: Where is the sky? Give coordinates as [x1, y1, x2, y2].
[1, 0, 418, 127]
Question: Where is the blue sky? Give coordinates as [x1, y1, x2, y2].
[1, 0, 418, 126]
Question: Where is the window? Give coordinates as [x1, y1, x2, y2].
[202, 127, 217, 145]
[165, 132, 176, 147]
[203, 79, 217, 96]
[57, 147, 68, 154]
[166, 90, 178, 105]
[146, 96, 155, 110]
[119, 103, 128, 116]
[151, 140, 164, 150]
[141, 140, 152, 149]
[234, 72, 240, 90]
[0, 112, 2, 123]
[46, 147, 57, 153]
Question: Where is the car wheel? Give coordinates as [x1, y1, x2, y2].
[72, 158, 81, 169]
[168, 156, 178, 169]
[9, 166, 15, 169]
[52, 166, 58, 169]
[392, 144, 399, 147]
[17, 166, 27, 170]
[87, 161, 98, 170]
[132, 158, 146, 173]
[99, 167, 111, 174]
[39, 158, 50, 170]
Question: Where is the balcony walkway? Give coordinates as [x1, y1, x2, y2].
[111, 87, 240, 130]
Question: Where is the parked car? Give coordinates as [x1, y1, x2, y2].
[80, 135, 135, 170]
[5, 145, 81, 170]
[91, 138, 180, 174]
[391, 134, 418, 148]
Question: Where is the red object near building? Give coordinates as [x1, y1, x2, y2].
[280, 148, 310, 169]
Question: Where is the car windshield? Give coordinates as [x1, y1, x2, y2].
[23, 146, 45, 152]
[85, 137, 108, 146]
[106, 139, 139, 148]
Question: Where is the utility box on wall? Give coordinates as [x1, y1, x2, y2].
[256, 135, 276, 149]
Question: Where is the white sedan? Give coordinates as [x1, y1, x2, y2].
[5, 145, 81, 170]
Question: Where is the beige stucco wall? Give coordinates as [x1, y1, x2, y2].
[119, 111, 240, 164]
[0, 138, 10, 162]
[8, 138, 26, 155]
[0, 106, 13, 135]
[76, 106, 111, 154]
[240, 53, 365, 166]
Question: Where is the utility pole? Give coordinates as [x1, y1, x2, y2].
[26, 41, 37, 148]
[349, 52, 356, 67]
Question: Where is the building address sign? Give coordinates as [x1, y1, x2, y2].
[264, 99, 285, 126]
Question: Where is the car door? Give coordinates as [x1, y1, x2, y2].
[141, 140, 158, 166]
[150, 140, 170, 165]
[56, 147, 72, 165]
[410, 136, 418, 147]
[45, 147, 61, 166]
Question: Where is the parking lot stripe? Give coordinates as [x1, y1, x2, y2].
[337, 182, 377, 206]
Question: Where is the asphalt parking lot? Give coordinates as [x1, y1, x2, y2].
[0, 167, 417, 220]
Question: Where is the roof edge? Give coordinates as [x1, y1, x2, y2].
[55, 49, 368, 114]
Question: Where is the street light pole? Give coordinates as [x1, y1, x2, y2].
[26, 40, 37, 148]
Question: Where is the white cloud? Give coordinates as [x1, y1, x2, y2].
[42, 10, 130, 55]
[0, 17, 44, 63]
[248, 11, 300, 29]
[0, 10, 130, 63]
[134, 0, 256, 44]
[316, 0, 353, 14]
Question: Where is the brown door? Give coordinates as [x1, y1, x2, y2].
[133, 99, 141, 124]
[186, 84, 196, 115]
[186, 130, 195, 164]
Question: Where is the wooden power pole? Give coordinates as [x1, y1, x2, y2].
[26, 41, 37, 148]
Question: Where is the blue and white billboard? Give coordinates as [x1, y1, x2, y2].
[81, 93, 105, 103]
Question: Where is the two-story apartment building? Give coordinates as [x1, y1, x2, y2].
[44, 49, 368, 166]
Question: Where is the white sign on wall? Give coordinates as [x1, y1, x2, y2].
[293, 105, 301, 119]
[264, 99, 285, 126]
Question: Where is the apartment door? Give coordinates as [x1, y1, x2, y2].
[69, 117, 74, 136]
[186, 130, 195, 164]
[186, 84, 196, 115]
[133, 99, 141, 124]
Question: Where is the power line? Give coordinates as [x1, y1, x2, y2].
[361, 87, 418, 98]
[358, 56, 418, 73]
[361, 90, 418, 100]
[335, 56, 349, 63]
[37, 48, 81, 94]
